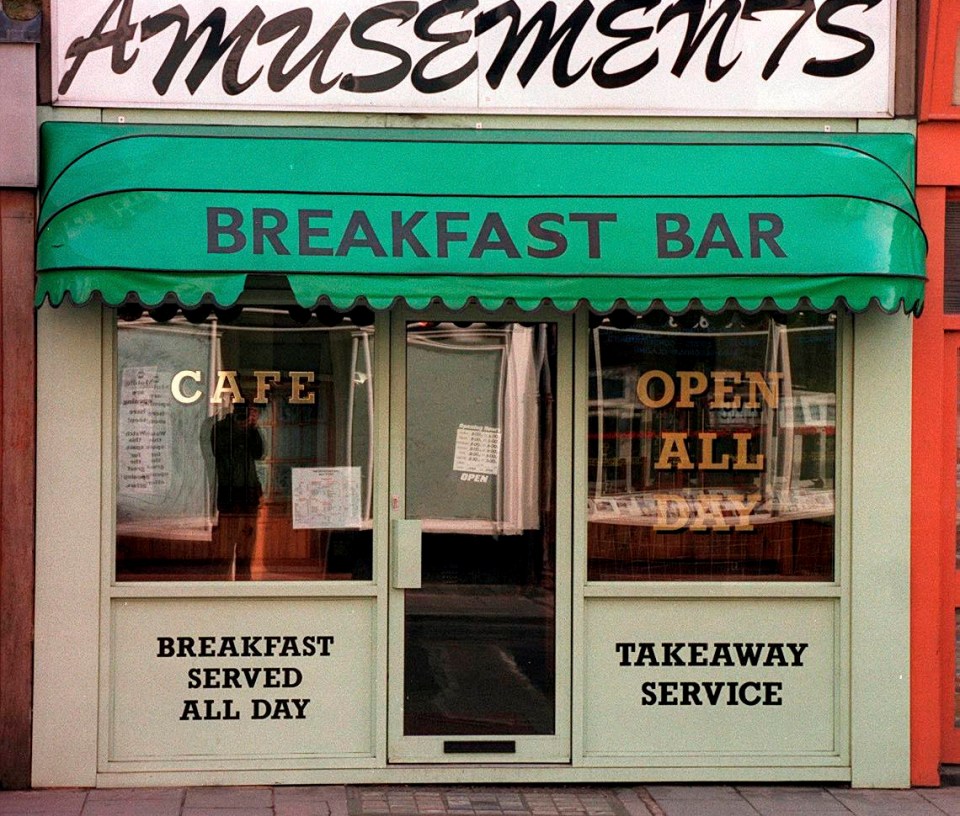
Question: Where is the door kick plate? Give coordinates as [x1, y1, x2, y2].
[443, 740, 517, 754]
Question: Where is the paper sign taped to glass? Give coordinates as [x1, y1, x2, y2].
[453, 424, 502, 476]
[292, 466, 362, 529]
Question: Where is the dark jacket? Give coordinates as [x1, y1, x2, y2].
[211, 412, 264, 512]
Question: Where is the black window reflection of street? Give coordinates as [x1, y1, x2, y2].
[404, 531, 556, 737]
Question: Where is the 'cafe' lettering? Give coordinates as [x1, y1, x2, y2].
[171, 369, 324, 405]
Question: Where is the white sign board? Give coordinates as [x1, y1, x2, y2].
[291, 466, 362, 529]
[453, 423, 501, 475]
[109, 597, 376, 761]
[52, 0, 896, 116]
[583, 597, 838, 758]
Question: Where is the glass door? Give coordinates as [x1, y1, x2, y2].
[387, 310, 571, 762]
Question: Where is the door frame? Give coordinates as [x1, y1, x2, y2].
[385, 305, 574, 763]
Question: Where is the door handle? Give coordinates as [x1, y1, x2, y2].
[391, 519, 422, 589]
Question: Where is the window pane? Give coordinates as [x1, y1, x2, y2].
[403, 323, 557, 736]
[587, 312, 836, 581]
[116, 308, 374, 581]
[944, 200, 960, 313]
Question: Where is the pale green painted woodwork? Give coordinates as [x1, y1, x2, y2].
[582, 598, 843, 762]
[849, 311, 912, 788]
[108, 598, 378, 762]
[33, 304, 104, 787]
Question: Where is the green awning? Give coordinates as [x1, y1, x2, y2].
[37, 123, 926, 315]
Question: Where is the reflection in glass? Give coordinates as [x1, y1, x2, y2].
[588, 312, 836, 581]
[115, 308, 374, 581]
[403, 323, 557, 736]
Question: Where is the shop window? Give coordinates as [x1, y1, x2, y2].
[587, 311, 836, 581]
[946, 198, 960, 313]
[115, 307, 374, 581]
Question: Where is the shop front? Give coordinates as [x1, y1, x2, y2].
[33, 124, 923, 787]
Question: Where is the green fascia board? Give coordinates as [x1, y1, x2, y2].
[36, 123, 926, 315]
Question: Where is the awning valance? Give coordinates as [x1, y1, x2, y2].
[37, 123, 926, 315]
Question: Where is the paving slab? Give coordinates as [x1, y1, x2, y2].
[735, 785, 851, 814]
[643, 787, 757, 816]
[274, 785, 344, 816]
[919, 789, 960, 815]
[831, 788, 947, 816]
[81, 798, 184, 816]
[644, 786, 746, 801]
[274, 804, 331, 816]
[181, 809, 273, 816]
[641, 797, 757, 816]
[0, 789, 88, 816]
[86, 790, 185, 802]
[612, 788, 659, 816]
[184, 787, 274, 809]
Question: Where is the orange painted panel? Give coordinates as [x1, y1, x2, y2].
[921, 0, 960, 121]
[913, 186, 946, 785]
[918, 125, 960, 185]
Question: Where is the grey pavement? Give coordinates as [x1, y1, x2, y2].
[4, 785, 960, 816]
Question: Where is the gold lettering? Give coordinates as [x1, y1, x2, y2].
[698, 432, 732, 470]
[676, 371, 708, 408]
[654, 494, 689, 531]
[289, 371, 316, 404]
[171, 370, 202, 404]
[744, 371, 782, 409]
[636, 370, 674, 408]
[711, 371, 741, 409]
[733, 432, 764, 470]
[655, 432, 694, 470]
[652, 492, 762, 532]
[688, 494, 729, 531]
[636, 370, 782, 410]
[210, 371, 244, 405]
[254, 371, 281, 404]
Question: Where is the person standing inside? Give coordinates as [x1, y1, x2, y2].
[211, 403, 264, 579]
